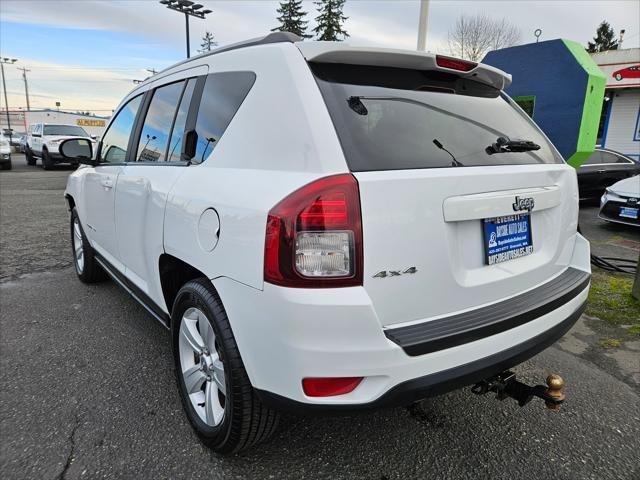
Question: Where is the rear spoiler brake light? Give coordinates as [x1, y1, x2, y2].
[296, 43, 512, 90]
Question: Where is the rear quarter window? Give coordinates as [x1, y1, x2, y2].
[191, 71, 256, 165]
[312, 63, 563, 172]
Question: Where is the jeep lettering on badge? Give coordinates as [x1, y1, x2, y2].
[512, 196, 535, 212]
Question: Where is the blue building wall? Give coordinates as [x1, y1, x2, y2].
[483, 40, 588, 161]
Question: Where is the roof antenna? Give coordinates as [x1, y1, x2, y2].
[433, 139, 463, 167]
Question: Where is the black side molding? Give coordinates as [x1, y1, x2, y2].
[256, 301, 586, 415]
[385, 268, 590, 356]
[94, 252, 170, 329]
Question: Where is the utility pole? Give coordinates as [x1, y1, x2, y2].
[0, 57, 18, 140]
[417, 0, 430, 51]
[146, 68, 158, 75]
[159, 1, 212, 59]
[18, 66, 30, 111]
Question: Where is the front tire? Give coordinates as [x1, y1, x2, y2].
[1, 161, 11, 170]
[70, 207, 107, 283]
[42, 148, 53, 170]
[172, 279, 279, 454]
[25, 147, 36, 165]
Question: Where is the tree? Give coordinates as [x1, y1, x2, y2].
[198, 31, 217, 54]
[587, 21, 618, 53]
[313, 0, 349, 42]
[448, 14, 521, 62]
[272, 0, 311, 39]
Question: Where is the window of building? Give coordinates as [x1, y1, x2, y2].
[513, 95, 536, 118]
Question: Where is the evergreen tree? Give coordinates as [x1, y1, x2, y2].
[272, 0, 311, 39]
[313, 0, 349, 41]
[587, 21, 618, 53]
[199, 31, 217, 54]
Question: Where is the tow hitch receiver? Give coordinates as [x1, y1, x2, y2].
[471, 371, 566, 410]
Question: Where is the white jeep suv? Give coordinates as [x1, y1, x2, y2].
[26, 123, 93, 169]
[62, 33, 591, 453]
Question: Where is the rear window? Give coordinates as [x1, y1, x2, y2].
[311, 63, 563, 172]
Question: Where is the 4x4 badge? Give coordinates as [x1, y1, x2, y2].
[512, 196, 535, 212]
[373, 267, 417, 278]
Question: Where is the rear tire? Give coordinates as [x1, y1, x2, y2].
[25, 147, 36, 166]
[70, 207, 107, 283]
[172, 279, 279, 454]
[42, 148, 53, 170]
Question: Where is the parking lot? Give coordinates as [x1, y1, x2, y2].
[1, 156, 639, 480]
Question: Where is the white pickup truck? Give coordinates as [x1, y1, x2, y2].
[26, 123, 94, 169]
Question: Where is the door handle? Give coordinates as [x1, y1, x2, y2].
[596, 170, 606, 174]
[101, 179, 114, 189]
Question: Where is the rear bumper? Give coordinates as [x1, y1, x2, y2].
[257, 300, 586, 413]
[385, 267, 589, 356]
[214, 234, 591, 412]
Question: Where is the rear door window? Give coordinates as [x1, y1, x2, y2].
[191, 71, 256, 164]
[166, 78, 196, 162]
[583, 151, 602, 165]
[312, 63, 563, 172]
[136, 81, 185, 162]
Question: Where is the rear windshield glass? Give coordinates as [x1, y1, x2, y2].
[311, 63, 563, 172]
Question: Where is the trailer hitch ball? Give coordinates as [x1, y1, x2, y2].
[545, 374, 565, 411]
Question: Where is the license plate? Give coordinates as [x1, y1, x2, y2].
[619, 206, 639, 219]
[483, 214, 533, 265]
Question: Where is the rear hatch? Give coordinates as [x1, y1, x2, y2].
[308, 57, 579, 327]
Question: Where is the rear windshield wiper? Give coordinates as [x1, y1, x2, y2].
[486, 136, 541, 155]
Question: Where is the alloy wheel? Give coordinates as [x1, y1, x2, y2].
[178, 307, 226, 427]
[72, 217, 84, 274]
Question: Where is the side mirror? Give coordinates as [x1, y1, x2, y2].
[59, 138, 96, 166]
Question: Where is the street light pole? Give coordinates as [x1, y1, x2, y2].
[0, 57, 18, 140]
[417, 0, 430, 51]
[159, 1, 212, 59]
[185, 13, 190, 58]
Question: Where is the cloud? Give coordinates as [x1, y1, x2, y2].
[1, 0, 638, 112]
[1, 56, 147, 112]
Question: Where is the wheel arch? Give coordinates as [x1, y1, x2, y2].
[64, 194, 76, 211]
[159, 253, 215, 323]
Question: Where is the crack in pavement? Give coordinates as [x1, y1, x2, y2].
[55, 415, 80, 480]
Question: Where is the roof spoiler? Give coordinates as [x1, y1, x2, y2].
[296, 43, 512, 91]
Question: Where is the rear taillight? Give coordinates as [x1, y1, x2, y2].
[264, 174, 363, 288]
[436, 54, 477, 72]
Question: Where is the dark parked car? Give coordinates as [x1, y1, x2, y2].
[577, 148, 639, 200]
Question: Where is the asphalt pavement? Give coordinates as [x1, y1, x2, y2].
[1, 157, 639, 480]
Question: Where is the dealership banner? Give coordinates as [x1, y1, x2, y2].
[591, 48, 640, 88]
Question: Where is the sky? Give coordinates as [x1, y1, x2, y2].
[1, 0, 639, 114]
